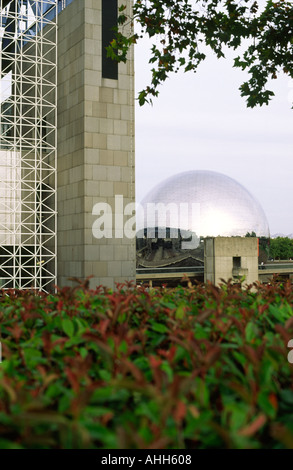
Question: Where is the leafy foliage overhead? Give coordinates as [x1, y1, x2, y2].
[109, 1, 293, 106]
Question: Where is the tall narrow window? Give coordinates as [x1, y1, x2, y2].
[233, 257, 241, 269]
[102, 0, 118, 80]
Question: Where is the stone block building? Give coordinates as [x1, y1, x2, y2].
[204, 237, 259, 285]
[0, 0, 135, 290]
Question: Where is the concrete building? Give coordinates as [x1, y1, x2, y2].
[204, 237, 259, 285]
[0, 0, 135, 290]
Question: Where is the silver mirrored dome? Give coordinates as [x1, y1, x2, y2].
[137, 170, 270, 238]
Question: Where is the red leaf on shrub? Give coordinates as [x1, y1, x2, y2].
[99, 319, 110, 336]
[173, 401, 186, 424]
[196, 309, 214, 323]
[149, 356, 162, 369]
[258, 304, 269, 315]
[228, 381, 252, 402]
[147, 436, 171, 450]
[31, 388, 41, 398]
[238, 414, 267, 436]
[120, 358, 145, 384]
[243, 345, 259, 365]
[82, 333, 113, 355]
[149, 356, 164, 387]
[157, 346, 176, 363]
[168, 346, 177, 362]
[275, 324, 291, 345]
[169, 375, 183, 398]
[57, 300, 63, 312]
[6, 323, 22, 341]
[65, 368, 79, 393]
[269, 393, 278, 411]
[204, 346, 221, 367]
[285, 317, 293, 330]
[101, 412, 114, 425]
[36, 365, 46, 378]
[51, 337, 67, 349]
[42, 331, 52, 356]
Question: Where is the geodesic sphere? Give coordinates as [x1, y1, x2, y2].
[137, 170, 270, 238]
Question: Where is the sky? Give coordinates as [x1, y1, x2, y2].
[134, 36, 293, 237]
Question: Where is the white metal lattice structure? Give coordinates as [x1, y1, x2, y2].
[0, 0, 57, 291]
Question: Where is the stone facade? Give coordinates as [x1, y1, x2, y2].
[204, 237, 259, 285]
[57, 0, 135, 288]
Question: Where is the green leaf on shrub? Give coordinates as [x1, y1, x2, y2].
[245, 322, 258, 342]
[91, 386, 130, 403]
[84, 406, 113, 417]
[194, 324, 210, 340]
[107, 337, 115, 351]
[46, 381, 65, 399]
[259, 360, 275, 387]
[23, 348, 44, 368]
[138, 426, 153, 444]
[223, 403, 248, 431]
[161, 302, 176, 310]
[258, 391, 277, 419]
[80, 347, 88, 359]
[175, 304, 185, 319]
[99, 369, 112, 381]
[151, 322, 168, 333]
[136, 400, 160, 424]
[118, 340, 128, 354]
[62, 318, 74, 338]
[58, 393, 73, 413]
[161, 362, 173, 382]
[269, 304, 292, 323]
[195, 378, 210, 407]
[74, 318, 87, 335]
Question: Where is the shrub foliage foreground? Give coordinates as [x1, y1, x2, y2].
[1, 278, 293, 449]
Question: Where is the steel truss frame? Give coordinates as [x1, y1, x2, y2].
[0, 0, 57, 291]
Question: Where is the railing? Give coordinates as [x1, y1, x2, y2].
[137, 266, 204, 275]
[259, 263, 293, 270]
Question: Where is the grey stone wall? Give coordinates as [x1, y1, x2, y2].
[57, 0, 135, 288]
[204, 237, 258, 285]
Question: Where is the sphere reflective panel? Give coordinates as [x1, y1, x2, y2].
[137, 170, 270, 238]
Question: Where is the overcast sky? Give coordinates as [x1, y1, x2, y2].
[135, 36, 293, 237]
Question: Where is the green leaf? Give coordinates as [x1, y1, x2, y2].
[175, 304, 185, 320]
[257, 391, 277, 419]
[135, 400, 160, 424]
[99, 369, 112, 382]
[161, 362, 174, 382]
[118, 340, 128, 354]
[161, 302, 176, 310]
[151, 322, 168, 334]
[23, 348, 45, 368]
[58, 393, 72, 413]
[62, 318, 74, 338]
[80, 347, 88, 359]
[245, 321, 258, 342]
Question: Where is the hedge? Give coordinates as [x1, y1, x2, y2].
[0, 278, 293, 449]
